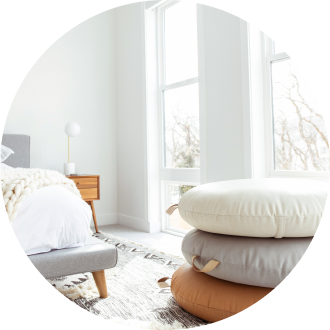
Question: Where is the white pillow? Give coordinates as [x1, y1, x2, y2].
[11, 185, 92, 255]
[1, 145, 14, 162]
[178, 178, 329, 238]
[0, 163, 13, 170]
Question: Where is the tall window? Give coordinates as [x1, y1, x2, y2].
[265, 43, 329, 177]
[158, 1, 200, 234]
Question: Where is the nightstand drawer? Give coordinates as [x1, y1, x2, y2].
[72, 177, 98, 189]
[80, 188, 98, 200]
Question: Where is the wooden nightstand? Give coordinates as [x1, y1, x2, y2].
[66, 175, 100, 233]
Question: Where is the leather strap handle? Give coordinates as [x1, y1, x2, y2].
[157, 277, 171, 288]
[166, 204, 178, 215]
[192, 255, 220, 273]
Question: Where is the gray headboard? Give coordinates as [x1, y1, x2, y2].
[1, 134, 30, 168]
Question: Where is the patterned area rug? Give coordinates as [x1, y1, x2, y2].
[48, 232, 209, 329]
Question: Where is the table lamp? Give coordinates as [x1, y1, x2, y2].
[64, 121, 80, 175]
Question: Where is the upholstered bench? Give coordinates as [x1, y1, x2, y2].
[1, 134, 117, 299]
[29, 236, 117, 298]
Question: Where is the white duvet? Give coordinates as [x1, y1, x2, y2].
[11, 185, 92, 255]
[1, 168, 92, 255]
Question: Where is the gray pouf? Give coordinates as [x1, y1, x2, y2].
[182, 229, 312, 288]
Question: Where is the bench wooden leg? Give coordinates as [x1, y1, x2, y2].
[87, 201, 99, 233]
[92, 270, 108, 298]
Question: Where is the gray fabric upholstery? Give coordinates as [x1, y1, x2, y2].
[182, 229, 312, 288]
[1, 134, 30, 168]
[28, 236, 117, 279]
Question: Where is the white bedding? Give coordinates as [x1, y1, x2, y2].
[11, 185, 92, 255]
[0, 163, 13, 170]
[1, 144, 14, 162]
[2, 168, 81, 221]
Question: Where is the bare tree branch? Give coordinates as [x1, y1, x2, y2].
[272, 62, 329, 171]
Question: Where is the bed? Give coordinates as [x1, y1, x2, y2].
[1, 134, 117, 298]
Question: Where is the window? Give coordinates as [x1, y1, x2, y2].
[158, 1, 200, 234]
[265, 43, 329, 178]
[165, 182, 194, 232]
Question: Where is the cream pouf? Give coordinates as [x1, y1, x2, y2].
[182, 229, 312, 288]
[177, 178, 328, 238]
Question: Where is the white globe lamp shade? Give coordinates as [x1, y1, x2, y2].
[65, 122, 80, 137]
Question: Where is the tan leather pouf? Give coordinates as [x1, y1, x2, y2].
[171, 263, 272, 322]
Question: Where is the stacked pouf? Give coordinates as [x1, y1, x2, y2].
[166, 178, 328, 322]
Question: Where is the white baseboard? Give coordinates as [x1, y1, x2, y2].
[117, 214, 161, 233]
[90, 213, 117, 228]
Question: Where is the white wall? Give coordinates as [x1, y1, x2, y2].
[4, 3, 250, 232]
[4, 10, 117, 226]
[113, 3, 248, 232]
[197, 5, 245, 183]
[114, 3, 150, 231]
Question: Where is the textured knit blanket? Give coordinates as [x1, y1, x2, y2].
[1, 168, 81, 221]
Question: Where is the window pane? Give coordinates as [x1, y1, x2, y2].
[164, 83, 200, 168]
[164, 2, 198, 84]
[271, 59, 329, 171]
[167, 183, 194, 231]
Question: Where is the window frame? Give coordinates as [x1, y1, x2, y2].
[161, 180, 198, 236]
[157, 0, 201, 233]
[263, 40, 330, 180]
[157, 0, 200, 174]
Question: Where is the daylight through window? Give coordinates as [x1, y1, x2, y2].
[271, 58, 329, 171]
